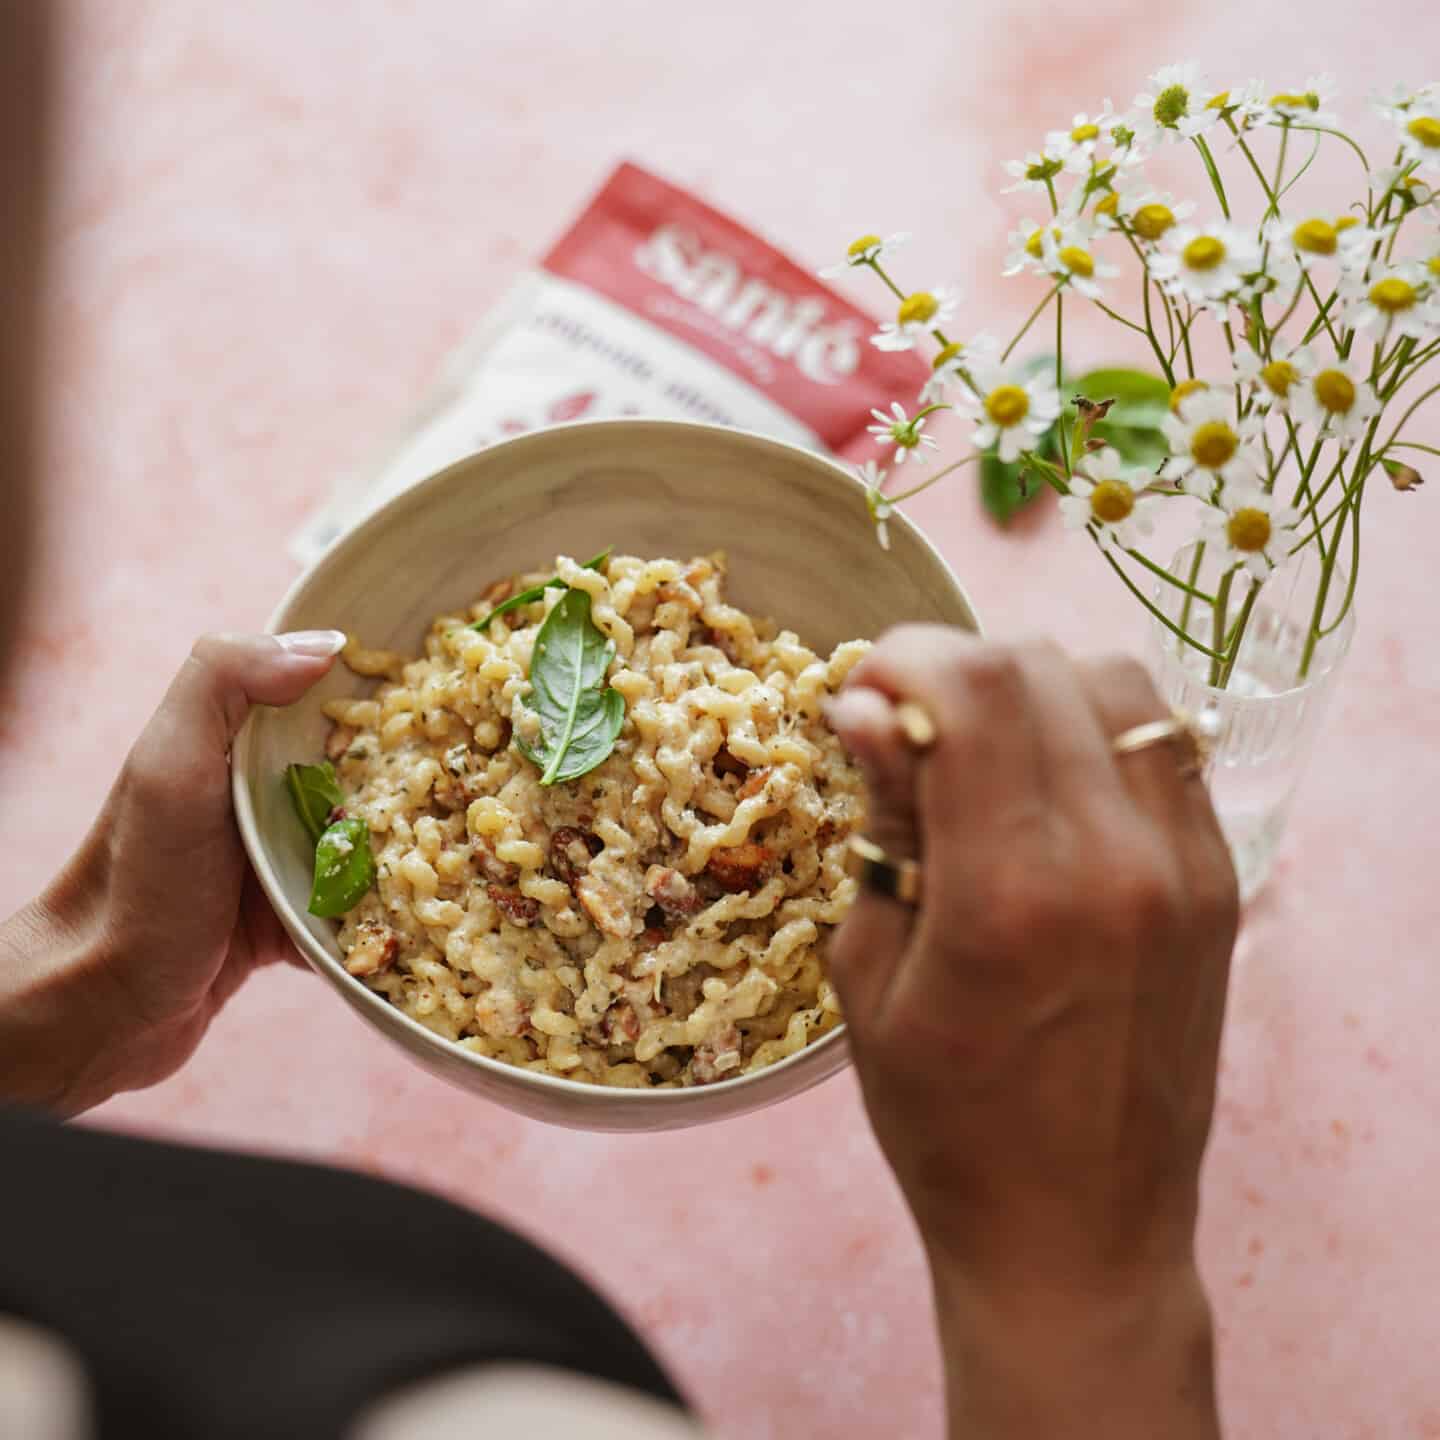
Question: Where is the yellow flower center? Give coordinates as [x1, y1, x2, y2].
[1170, 378, 1208, 413]
[1089, 479, 1136, 523]
[1370, 276, 1418, 312]
[1190, 420, 1239, 470]
[1313, 369, 1356, 414]
[1334, 215, 1360, 232]
[1025, 228, 1045, 259]
[1407, 116, 1440, 149]
[1292, 218, 1337, 255]
[1154, 84, 1190, 127]
[985, 385, 1031, 427]
[1227, 507, 1273, 553]
[1132, 203, 1177, 241]
[1071, 122, 1100, 143]
[1428, 254, 1440, 279]
[1096, 192, 1120, 218]
[1206, 90, 1231, 110]
[1183, 235, 1226, 271]
[1058, 246, 1095, 277]
[1270, 90, 1320, 111]
[898, 291, 939, 326]
[847, 233, 882, 258]
[1260, 359, 1299, 396]
[932, 341, 963, 371]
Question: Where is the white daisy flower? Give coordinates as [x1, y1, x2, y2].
[1148, 222, 1262, 309]
[1103, 113, 1152, 168]
[1095, 178, 1195, 242]
[1377, 89, 1440, 172]
[958, 358, 1062, 463]
[1134, 62, 1222, 144]
[1201, 486, 1302, 581]
[1221, 78, 1277, 132]
[858, 460, 895, 552]
[1002, 147, 1067, 196]
[1003, 221, 1060, 278]
[1370, 164, 1438, 210]
[819, 232, 911, 279]
[1263, 74, 1340, 127]
[1232, 341, 1315, 413]
[1059, 447, 1157, 552]
[1046, 104, 1116, 173]
[917, 334, 997, 406]
[1343, 261, 1438, 341]
[867, 402, 940, 466]
[1262, 213, 1379, 275]
[870, 285, 962, 352]
[1161, 389, 1263, 499]
[1290, 356, 1381, 448]
[1039, 224, 1121, 300]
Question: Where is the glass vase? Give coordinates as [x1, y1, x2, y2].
[1148, 541, 1356, 902]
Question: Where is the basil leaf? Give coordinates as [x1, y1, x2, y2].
[513, 587, 625, 785]
[286, 761, 343, 844]
[1090, 420, 1170, 467]
[308, 817, 376, 918]
[468, 548, 612, 632]
[980, 421, 1060, 526]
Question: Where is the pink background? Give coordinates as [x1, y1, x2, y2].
[6, 3, 1440, 1436]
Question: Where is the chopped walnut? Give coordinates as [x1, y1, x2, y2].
[577, 874, 634, 938]
[736, 766, 772, 801]
[487, 885, 539, 928]
[644, 865, 701, 917]
[550, 826, 602, 890]
[691, 1023, 743, 1084]
[344, 920, 399, 977]
[325, 724, 357, 761]
[705, 843, 775, 893]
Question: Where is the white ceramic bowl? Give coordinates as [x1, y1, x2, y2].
[233, 419, 980, 1130]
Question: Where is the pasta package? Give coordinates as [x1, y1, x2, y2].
[291, 162, 926, 562]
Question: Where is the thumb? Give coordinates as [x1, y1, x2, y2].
[825, 684, 922, 1023]
[127, 631, 346, 813]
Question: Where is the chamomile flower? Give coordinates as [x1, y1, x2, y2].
[1148, 222, 1262, 310]
[1002, 147, 1068, 196]
[1161, 389, 1263, 499]
[1059, 447, 1157, 552]
[1222, 78, 1277, 133]
[1232, 341, 1315, 413]
[1003, 221, 1061, 278]
[857, 460, 894, 551]
[1201, 487, 1302, 581]
[1095, 179, 1195, 243]
[1371, 164, 1437, 211]
[917, 335, 997, 406]
[1377, 87, 1440, 172]
[1104, 114, 1152, 169]
[1134, 62, 1222, 144]
[1039, 224, 1121, 299]
[870, 285, 962, 352]
[1290, 356, 1380, 448]
[1344, 261, 1438, 340]
[1262, 213, 1377, 275]
[958, 359, 1062, 463]
[819, 232, 911, 279]
[867, 402, 940, 466]
[1263, 74, 1340, 127]
[1046, 105, 1116, 173]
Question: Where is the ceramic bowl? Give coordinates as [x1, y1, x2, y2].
[233, 419, 980, 1130]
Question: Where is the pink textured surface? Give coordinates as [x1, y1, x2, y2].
[5, 3, 1439, 1436]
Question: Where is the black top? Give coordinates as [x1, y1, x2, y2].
[0, 1106, 685, 1437]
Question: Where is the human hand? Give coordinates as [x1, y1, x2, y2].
[0, 631, 345, 1115]
[826, 628, 1237, 1439]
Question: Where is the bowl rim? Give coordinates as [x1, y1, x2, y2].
[233, 417, 979, 1108]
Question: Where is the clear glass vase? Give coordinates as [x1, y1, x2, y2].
[1148, 542, 1356, 902]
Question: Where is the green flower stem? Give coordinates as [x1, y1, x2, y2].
[1278, 132, 1323, 200]
[1093, 300, 1153, 340]
[1177, 541, 1207, 647]
[1177, 305, 1197, 378]
[1054, 293, 1070, 473]
[1272, 123, 1291, 210]
[1219, 582, 1260, 688]
[1192, 133, 1231, 219]
[1378, 380, 1440, 454]
[1289, 123, 1370, 173]
[1384, 441, 1440, 459]
[887, 452, 982, 503]
[867, 259, 907, 303]
[1001, 283, 1061, 364]
[1208, 568, 1234, 687]
[1101, 547, 1226, 663]
[1320, 494, 1363, 639]
[1124, 544, 1217, 604]
[1044, 175, 1060, 215]
[1123, 233, 1178, 384]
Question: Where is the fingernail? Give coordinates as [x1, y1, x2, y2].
[276, 629, 347, 658]
[823, 688, 896, 749]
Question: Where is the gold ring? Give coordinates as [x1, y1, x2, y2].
[845, 834, 922, 906]
[1110, 709, 1219, 778]
[893, 700, 936, 750]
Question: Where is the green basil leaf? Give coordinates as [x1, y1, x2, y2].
[979, 419, 1060, 526]
[1070, 367, 1172, 432]
[468, 548, 612, 632]
[514, 587, 625, 786]
[1090, 420, 1170, 468]
[286, 761, 343, 844]
[308, 816, 376, 918]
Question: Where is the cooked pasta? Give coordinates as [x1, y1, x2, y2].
[321, 552, 866, 1087]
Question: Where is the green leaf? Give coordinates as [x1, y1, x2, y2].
[286, 761, 343, 845]
[468, 548, 612, 632]
[1090, 421, 1170, 468]
[514, 587, 626, 785]
[308, 816, 376, 918]
[980, 421, 1061, 526]
[1070, 367, 1172, 432]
